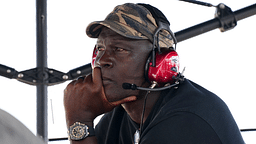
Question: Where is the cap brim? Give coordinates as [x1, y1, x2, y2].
[86, 20, 148, 40]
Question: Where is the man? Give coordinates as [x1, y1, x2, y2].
[64, 3, 244, 144]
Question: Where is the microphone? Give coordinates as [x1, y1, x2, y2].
[122, 83, 138, 90]
[122, 81, 179, 91]
[122, 69, 185, 92]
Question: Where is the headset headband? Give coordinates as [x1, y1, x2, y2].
[137, 3, 177, 67]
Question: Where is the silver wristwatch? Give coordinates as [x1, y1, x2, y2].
[68, 122, 95, 141]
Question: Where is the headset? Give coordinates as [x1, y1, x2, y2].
[137, 3, 180, 86]
[92, 3, 182, 90]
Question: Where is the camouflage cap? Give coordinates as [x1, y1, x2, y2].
[86, 3, 174, 48]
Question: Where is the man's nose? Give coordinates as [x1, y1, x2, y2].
[95, 49, 113, 68]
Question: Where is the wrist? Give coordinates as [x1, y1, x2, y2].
[68, 122, 95, 141]
[67, 119, 94, 128]
[66, 112, 95, 127]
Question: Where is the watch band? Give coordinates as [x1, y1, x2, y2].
[68, 122, 95, 141]
[87, 125, 95, 136]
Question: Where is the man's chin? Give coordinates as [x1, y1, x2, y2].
[104, 84, 139, 102]
[106, 95, 124, 102]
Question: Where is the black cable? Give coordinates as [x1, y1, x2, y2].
[48, 137, 68, 141]
[179, 0, 214, 7]
[240, 129, 256, 132]
[139, 91, 150, 137]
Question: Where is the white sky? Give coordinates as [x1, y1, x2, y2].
[0, 0, 255, 143]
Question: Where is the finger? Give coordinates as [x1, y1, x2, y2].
[74, 76, 86, 84]
[77, 76, 85, 81]
[66, 79, 77, 87]
[92, 67, 102, 84]
[110, 96, 137, 106]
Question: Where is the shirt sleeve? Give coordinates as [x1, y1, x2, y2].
[140, 111, 222, 144]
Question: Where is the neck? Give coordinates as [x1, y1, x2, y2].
[121, 91, 161, 124]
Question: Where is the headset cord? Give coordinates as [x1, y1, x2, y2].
[139, 81, 159, 136]
[136, 81, 158, 144]
[135, 76, 184, 143]
[139, 90, 150, 136]
[133, 90, 149, 144]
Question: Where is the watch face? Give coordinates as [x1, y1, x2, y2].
[72, 126, 85, 139]
[69, 122, 89, 140]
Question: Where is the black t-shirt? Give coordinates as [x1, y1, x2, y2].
[95, 79, 245, 144]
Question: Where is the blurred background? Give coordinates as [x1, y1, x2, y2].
[0, 0, 255, 143]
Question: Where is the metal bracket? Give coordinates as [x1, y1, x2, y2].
[215, 3, 237, 32]
[16, 67, 67, 86]
[0, 63, 92, 86]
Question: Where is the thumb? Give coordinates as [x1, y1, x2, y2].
[110, 96, 137, 106]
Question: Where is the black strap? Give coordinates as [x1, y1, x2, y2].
[137, 3, 170, 25]
[87, 125, 95, 136]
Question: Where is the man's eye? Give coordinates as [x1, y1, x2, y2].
[115, 47, 124, 52]
[97, 47, 105, 51]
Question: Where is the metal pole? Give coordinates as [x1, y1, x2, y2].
[36, 0, 48, 142]
[175, 18, 219, 43]
[175, 3, 256, 43]
[234, 3, 256, 21]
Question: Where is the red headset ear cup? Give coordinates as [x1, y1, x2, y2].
[146, 49, 179, 85]
[92, 46, 97, 68]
